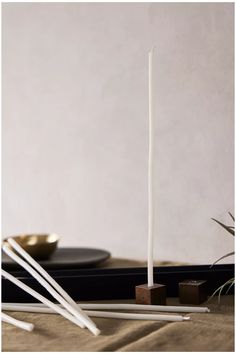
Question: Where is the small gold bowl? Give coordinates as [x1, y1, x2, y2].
[3, 234, 60, 260]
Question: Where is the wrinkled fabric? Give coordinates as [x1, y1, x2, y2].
[2, 259, 234, 352]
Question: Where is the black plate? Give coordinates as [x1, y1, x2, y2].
[2, 247, 111, 271]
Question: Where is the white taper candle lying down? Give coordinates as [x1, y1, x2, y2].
[1, 312, 34, 332]
[2, 302, 210, 313]
[1, 304, 190, 322]
[148, 47, 155, 287]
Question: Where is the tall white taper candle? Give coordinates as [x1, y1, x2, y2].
[148, 47, 154, 287]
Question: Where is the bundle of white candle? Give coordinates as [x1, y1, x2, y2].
[1, 238, 211, 334]
[2, 238, 100, 335]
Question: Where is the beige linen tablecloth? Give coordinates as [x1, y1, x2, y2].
[2, 259, 234, 352]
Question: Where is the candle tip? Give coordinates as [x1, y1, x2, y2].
[183, 316, 191, 321]
[27, 323, 35, 332]
[93, 328, 101, 336]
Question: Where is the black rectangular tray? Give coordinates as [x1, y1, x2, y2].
[2, 263, 234, 303]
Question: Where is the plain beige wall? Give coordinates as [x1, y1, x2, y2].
[2, 3, 234, 264]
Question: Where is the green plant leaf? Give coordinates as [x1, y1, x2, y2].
[208, 283, 226, 303]
[208, 278, 234, 303]
[225, 279, 235, 295]
[211, 218, 235, 236]
[211, 252, 235, 267]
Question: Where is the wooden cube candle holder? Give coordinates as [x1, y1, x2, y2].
[135, 283, 166, 305]
[179, 280, 208, 305]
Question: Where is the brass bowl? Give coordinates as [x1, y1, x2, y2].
[3, 234, 60, 260]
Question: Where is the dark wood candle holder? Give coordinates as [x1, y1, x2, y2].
[179, 279, 208, 304]
[135, 283, 166, 305]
